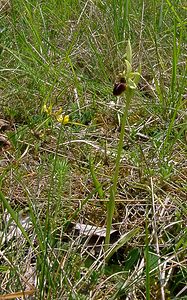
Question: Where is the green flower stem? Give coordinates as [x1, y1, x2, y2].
[105, 88, 134, 252]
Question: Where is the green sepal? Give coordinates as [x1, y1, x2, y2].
[126, 39, 132, 65]
[125, 59, 132, 77]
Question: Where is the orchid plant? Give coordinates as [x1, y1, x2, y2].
[105, 40, 141, 253]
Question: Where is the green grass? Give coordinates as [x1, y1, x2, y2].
[0, 0, 187, 299]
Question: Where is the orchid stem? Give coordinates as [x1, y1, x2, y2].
[105, 88, 134, 253]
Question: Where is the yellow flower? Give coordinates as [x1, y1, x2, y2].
[42, 104, 70, 125]
[42, 104, 53, 116]
[56, 114, 69, 125]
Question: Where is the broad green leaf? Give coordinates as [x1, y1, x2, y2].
[105, 227, 140, 262]
[124, 248, 141, 271]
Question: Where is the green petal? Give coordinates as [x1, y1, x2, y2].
[128, 78, 137, 89]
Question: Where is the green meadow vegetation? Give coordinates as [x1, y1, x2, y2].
[0, 0, 186, 299]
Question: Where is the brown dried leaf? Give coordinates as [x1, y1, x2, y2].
[0, 134, 11, 152]
[0, 119, 10, 131]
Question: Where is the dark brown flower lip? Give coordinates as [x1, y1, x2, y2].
[113, 82, 126, 96]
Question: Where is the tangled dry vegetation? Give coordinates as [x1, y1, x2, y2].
[1, 90, 186, 298]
